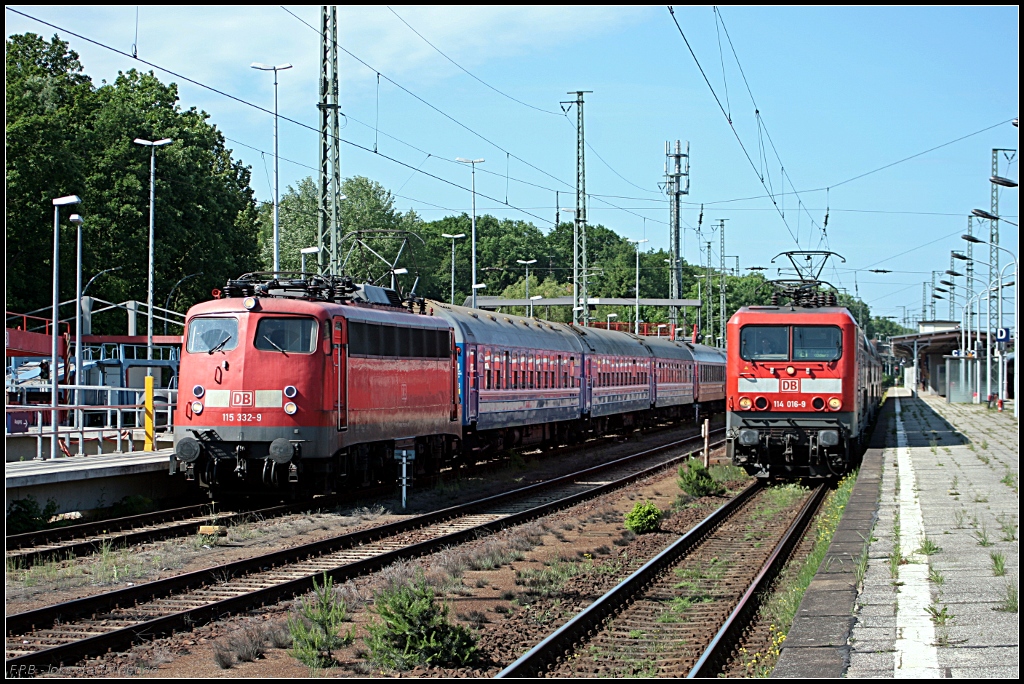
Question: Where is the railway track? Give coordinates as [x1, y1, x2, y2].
[497, 479, 827, 678]
[6, 419, 718, 570]
[4, 429, 725, 673]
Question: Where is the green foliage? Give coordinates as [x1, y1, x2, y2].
[624, 500, 662, 534]
[677, 457, 726, 498]
[6, 496, 59, 534]
[6, 33, 260, 326]
[288, 574, 353, 667]
[364, 576, 477, 670]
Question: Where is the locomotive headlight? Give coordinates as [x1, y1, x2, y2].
[738, 429, 760, 446]
[243, 296, 259, 310]
[284, 401, 298, 415]
[193, 384, 205, 398]
[812, 397, 825, 410]
[754, 396, 769, 410]
[191, 401, 204, 415]
[786, 366, 796, 376]
[828, 397, 842, 410]
[819, 430, 840, 447]
[284, 385, 298, 398]
[738, 396, 753, 410]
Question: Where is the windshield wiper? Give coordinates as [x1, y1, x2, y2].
[208, 335, 232, 354]
[262, 335, 289, 356]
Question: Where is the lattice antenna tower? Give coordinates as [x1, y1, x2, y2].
[665, 140, 689, 329]
[317, 6, 342, 276]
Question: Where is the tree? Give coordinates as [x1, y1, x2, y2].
[5, 33, 94, 314]
[6, 33, 261, 332]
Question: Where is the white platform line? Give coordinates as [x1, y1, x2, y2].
[893, 397, 941, 678]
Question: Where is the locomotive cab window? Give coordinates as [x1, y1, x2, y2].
[793, 326, 843, 361]
[187, 317, 239, 353]
[254, 317, 318, 354]
[740, 325, 789, 361]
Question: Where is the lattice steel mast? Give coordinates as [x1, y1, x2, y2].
[317, 6, 342, 276]
[665, 140, 689, 331]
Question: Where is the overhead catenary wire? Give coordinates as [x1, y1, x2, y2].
[384, 5, 562, 117]
[666, 6, 800, 246]
[6, 6, 555, 228]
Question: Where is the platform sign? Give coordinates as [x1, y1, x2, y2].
[996, 327, 1010, 342]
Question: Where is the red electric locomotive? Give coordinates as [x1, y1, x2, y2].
[725, 253, 882, 479]
[172, 276, 459, 494]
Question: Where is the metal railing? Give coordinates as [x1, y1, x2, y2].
[6, 383, 177, 458]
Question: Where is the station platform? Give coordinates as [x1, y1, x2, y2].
[5, 448, 188, 515]
[773, 388, 1019, 678]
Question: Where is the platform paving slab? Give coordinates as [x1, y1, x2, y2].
[843, 393, 1019, 679]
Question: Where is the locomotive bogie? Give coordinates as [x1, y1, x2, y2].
[726, 410, 854, 479]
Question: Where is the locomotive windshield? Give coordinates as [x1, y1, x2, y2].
[186, 317, 239, 353]
[254, 317, 318, 354]
[793, 326, 842, 361]
[740, 325, 789, 361]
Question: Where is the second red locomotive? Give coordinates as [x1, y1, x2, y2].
[725, 275, 882, 479]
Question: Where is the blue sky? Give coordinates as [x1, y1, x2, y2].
[6, 5, 1018, 324]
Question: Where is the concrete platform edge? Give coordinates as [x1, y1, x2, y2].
[771, 441, 886, 677]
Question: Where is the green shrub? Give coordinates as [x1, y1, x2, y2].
[365, 576, 477, 670]
[289, 574, 353, 667]
[6, 496, 59, 534]
[624, 500, 662, 534]
[677, 457, 725, 498]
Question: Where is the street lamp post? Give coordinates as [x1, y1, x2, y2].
[961, 234, 1018, 415]
[70, 213, 85, 454]
[530, 295, 543, 318]
[300, 246, 319, 274]
[517, 259, 537, 315]
[164, 272, 203, 335]
[50, 195, 81, 460]
[251, 62, 293, 273]
[441, 233, 466, 305]
[606, 312, 618, 330]
[456, 158, 485, 308]
[629, 239, 648, 335]
[133, 137, 173, 372]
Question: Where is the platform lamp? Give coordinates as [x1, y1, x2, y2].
[530, 295, 543, 318]
[391, 267, 408, 291]
[250, 62, 292, 273]
[963, 231, 1019, 418]
[49, 195, 81, 460]
[606, 312, 618, 330]
[69, 213, 85, 455]
[300, 246, 319, 274]
[456, 157, 485, 308]
[441, 233, 466, 304]
[133, 137, 173, 372]
[517, 259, 537, 312]
[628, 239, 648, 334]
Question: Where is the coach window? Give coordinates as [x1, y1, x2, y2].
[254, 317, 318, 354]
[187, 317, 239, 353]
[793, 326, 843, 361]
[740, 325, 789, 361]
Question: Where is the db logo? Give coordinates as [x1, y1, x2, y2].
[780, 379, 799, 393]
[231, 390, 255, 407]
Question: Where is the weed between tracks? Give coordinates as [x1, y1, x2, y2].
[738, 471, 858, 677]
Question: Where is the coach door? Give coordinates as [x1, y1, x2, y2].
[333, 318, 348, 431]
